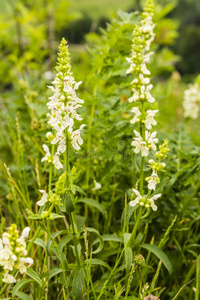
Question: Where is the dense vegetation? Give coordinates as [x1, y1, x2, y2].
[0, 0, 200, 299]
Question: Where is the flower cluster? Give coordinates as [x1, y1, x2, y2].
[42, 38, 85, 169]
[0, 224, 33, 284]
[130, 188, 161, 211]
[126, 4, 158, 158]
[126, 0, 169, 211]
[183, 82, 200, 119]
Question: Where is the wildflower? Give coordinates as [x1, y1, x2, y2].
[37, 190, 48, 206]
[144, 110, 158, 129]
[3, 273, 16, 284]
[130, 189, 161, 211]
[131, 130, 149, 157]
[146, 131, 158, 150]
[41, 145, 51, 163]
[183, 83, 200, 119]
[130, 107, 141, 124]
[92, 180, 102, 191]
[42, 38, 85, 169]
[145, 172, 160, 190]
[0, 224, 33, 283]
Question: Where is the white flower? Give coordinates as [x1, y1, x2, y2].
[132, 130, 149, 157]
[3, 258, 15, 271]
[146, 131, 158, 150]
[128, 89, 140, 102]
[71, 124, 85, 151]
[41, 144, 51, 163]
[0, 247, 12, 261]
[139, 74, 150, 85]
[146, 172, 159, 190]
[17, 257, 34, 274]
[53, 153, 63, 169]
[145, 84, 155, 103]
[149, 193, 161, 211]
[144, 110, 158, 129]
[92, 180, 102, 191]
[3, 273, 16, 283]
[21, 227, 30, 239]
[183, 83, 200, 119]
[37, 190, 48, 206]
[2, 236, 10, 246]
[129, 188, 143, 207]
[141, 58, 150, 75]
[130, 107, 141, 124]
[126, 57, 135, 74]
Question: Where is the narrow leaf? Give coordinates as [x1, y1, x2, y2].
[26, 268, 42, 286]
[49, 268, 63, 280]
[12, 279, 34, 297]
[141, 244, 172, 274]
[77, 198, 105, 216]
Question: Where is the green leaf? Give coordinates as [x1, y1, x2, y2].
[34, 238, 46, 249]
[77, 198, 105, 216]
[54, 249, 68, 270]
[15, 291, 32, 300]
[65, 193, 75, 213]
[86, 258, 111, 270]
[124, 233, 131, 245]
[141, 244, 172, 274]
[196, 256, 200, 300]
[50, 213, 65, 220]
[58, 235, 73, 251]
[71, 269, 86, 300]
[125, 247, 132, 273]
[27, 214, 41, 220]
[26, 268, 42, 286]
[49, 268, 63, 280]
[83, 227, 103, 254]
[12, 279, 34, 297]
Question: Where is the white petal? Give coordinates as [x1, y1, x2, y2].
[21, 227, 30, 239]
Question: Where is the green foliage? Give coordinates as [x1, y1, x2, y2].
[0, 0, 200, 299]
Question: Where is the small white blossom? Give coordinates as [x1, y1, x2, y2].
[21, 227, 30, 239]
[71, 124, 85, 151]
[129, 188, 143, 207]
[146, 172, 159, 190]
[3, 273, 16, 284]
[144, 110, 158, 129]
[132, 130, 149, 157]
[183, 83, 200, 119]
[126, 57, 135, 74]
[37, 190, 48, 206]
[53, 153, 63, 169]
[130, 107, 141, 124]
[41, 144, 51, 163]
[92, 180, 102, 191]
[128, 89, 140, 103]
[149, 193, 161, 211]
[145, 131, 158, 150]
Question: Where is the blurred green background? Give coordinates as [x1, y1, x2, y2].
[1, 0, 200, 79]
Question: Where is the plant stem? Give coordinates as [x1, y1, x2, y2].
[65, 129, 81, 267]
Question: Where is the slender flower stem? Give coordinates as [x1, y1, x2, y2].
[126, 207, 143, 247]
[65, 129, 81, 267]
[140, 101, 145, 195]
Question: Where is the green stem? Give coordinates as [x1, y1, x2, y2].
[49, 145, 55, 192]
[27, 225, 41, 252]
[65, 129, 81, 268]
[69, 212, 81, 267]
[139, 101, 145, 195]
[126, 207, 143, 247]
